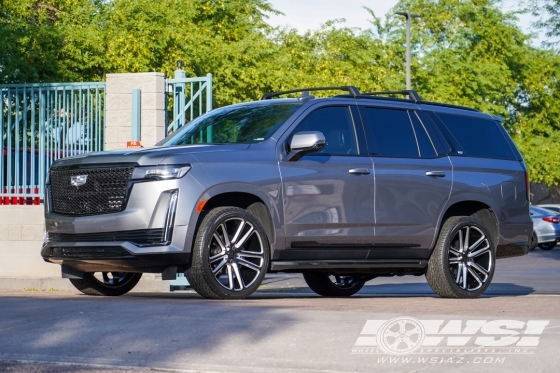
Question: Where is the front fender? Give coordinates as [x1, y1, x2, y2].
[183, 182, 283, 254]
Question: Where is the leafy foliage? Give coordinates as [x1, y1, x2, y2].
[1, 0, 560, 184]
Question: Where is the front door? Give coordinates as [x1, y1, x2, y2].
[279, 105, 375, 261]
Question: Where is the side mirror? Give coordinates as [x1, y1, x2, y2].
[287, 131, 326, 161]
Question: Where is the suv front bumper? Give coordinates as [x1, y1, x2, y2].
[42, 174, 205, 273]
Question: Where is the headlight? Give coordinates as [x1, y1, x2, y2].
[131, 165, 191, 181]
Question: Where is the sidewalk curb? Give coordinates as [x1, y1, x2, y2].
[0, 276, 170, 292]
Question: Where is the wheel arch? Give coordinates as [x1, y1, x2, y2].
[435, 199, 499, 251]
[185, 184, 279, 259]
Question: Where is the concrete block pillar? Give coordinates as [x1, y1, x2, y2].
[105, 72, 166, 150]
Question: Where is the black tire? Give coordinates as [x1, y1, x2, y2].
[303, 272, 365, 297]
[69, 272, 142, 296]
[538, 242, 556, 250]
[426, 216, 496, 299]
[186, 206, 270, 299]
[529, 232, 538, 251]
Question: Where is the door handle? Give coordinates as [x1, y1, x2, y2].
[349, 168, 370, 175]
[426, 171, 446, 178]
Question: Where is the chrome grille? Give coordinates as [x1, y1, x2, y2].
[50, 167, 134, 215]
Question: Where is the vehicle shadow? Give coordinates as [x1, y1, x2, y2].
[127, 281, 535, 300]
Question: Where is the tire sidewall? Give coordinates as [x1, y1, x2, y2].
[71, 272, 142, 296]
[303, 272, 365, 297]
[196, 207, 270, 299]
[529, 232, 538, 251]
[440, 217, 496, 298]
[538, 242, 556, 250]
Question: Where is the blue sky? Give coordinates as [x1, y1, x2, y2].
[266, 0, 542, 43]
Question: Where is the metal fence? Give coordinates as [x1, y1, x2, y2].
[1, 82, 105, 204]
[166, 73, 212, 134]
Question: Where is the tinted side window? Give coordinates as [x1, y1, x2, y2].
[435, 113, 516, 160]
[294, 106, 358, 155]
[410, 112, 437, 158]
[362, 108, 420, 158]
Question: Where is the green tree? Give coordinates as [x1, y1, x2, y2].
[0, 0, 63, 83]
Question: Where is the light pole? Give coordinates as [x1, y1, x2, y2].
[396, 11, 421, 90]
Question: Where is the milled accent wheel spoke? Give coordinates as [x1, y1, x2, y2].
[468, 245, 490, 258]
[232, 262, 245, 290]
[449, 258, 461, 264]
[236, 257, 261, 272]
[462, 263, 468, 289]
[467, 267, 483, 288]
[468, 235, 486, 252]
[212, 233, 226, 252]
[226, 263, 234, 290]
[231, 220, 246, 245]
[464, 226, 470, 252]
[449, 248, 462, 257]
[458, 230, 464, 253]
[209, 253, 226, 263]
[234, 226, 255, 249]
[238, 251, 263, 259]
[455, 263, 463, 284]
[111, 272, 121, 282]
[220, 223, 231, 247]
[212, 259, 227, 274]
[469, 261, 490, 281]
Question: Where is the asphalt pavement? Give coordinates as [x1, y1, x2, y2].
[1, 248, 559, 373]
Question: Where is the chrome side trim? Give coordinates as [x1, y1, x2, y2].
[163, 189, 179, 244]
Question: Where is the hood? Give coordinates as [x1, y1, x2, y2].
[50, 144, 250, 169]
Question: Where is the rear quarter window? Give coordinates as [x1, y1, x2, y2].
[434, 113, 516, 160]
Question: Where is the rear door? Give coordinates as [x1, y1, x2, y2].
[358, 105, 453, 259]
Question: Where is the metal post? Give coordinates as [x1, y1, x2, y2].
[206, 73, 213, 112]
[39, 91, 45, 196]
[396, 11, 421, 90]
[131, 88, 141, 141]
[406, 15, 411, 90]
[174, 60, 186, 132]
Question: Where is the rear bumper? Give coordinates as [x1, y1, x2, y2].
[535, 231, 560, 244]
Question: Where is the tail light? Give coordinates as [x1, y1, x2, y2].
[542, 217, 560, 224]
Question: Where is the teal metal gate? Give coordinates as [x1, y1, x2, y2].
[1, 82, 105, 204]
[166, 72, 212, 134]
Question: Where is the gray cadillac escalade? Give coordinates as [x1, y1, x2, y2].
[41, 87, 533, 299]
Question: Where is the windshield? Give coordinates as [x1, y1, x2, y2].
[158, 103, 302, 146]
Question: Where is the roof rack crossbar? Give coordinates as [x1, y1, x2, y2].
[361, 90, 423, 103]
[261, 86, 360, 100]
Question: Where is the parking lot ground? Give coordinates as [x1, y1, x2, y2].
[1, 248, 559, 373]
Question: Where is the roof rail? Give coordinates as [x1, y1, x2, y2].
[261, 86, 479, 112]
[261, 86, 360, 100]
[361, 90, 423, 103]
[360, 90, 479, 112]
